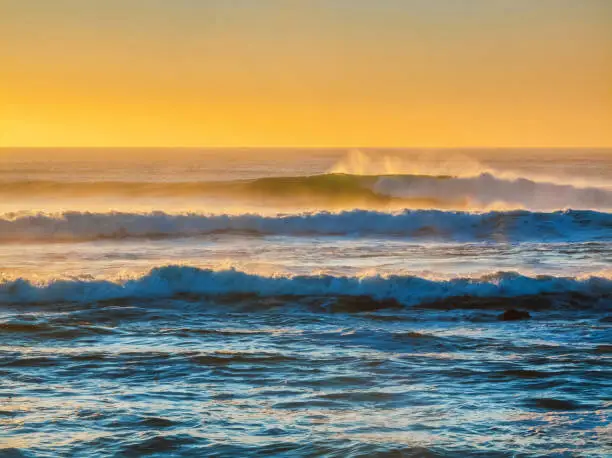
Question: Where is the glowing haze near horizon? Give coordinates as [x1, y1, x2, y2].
[1, 0, 611, 148]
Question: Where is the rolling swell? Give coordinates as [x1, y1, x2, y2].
[1, 209, 611, 242]
[0, 175, 392, 208]
[0, 174, 428, 198]
[1, 266, 611, 307]
[2, 172, 611, 210]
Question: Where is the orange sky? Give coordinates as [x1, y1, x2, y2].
[1, 0, 611, 147]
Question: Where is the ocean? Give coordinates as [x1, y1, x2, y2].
[1, 148, 611, 457]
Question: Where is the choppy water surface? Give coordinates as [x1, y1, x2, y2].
[2, 300, 611, 456]
[1, 148, 611, 457]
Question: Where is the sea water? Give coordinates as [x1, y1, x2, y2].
[1, 148, 610, 456]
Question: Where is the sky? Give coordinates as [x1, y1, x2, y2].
[1, 0, 611, 147]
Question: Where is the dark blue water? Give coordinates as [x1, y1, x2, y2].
[1, 297, 610, 457]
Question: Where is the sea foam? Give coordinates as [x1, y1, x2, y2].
[1, 266, 611, 306]
[0, 209, 611, 242]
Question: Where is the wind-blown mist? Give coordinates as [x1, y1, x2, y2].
[1, 150, 611, 213]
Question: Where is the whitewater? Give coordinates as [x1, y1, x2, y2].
[1, 148, 610, 457]
[2, 209, 611, 242]
[2, 266, 612, 308]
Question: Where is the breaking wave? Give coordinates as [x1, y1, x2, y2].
[2, 171, 611, 211]
[1, 266, 611, 307]
[1, 209, 611, 242]
[374, 173, 612, 210]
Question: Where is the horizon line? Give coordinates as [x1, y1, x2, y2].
[2, 145, 612, 150]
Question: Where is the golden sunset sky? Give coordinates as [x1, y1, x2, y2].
[1, 0, 611, 147]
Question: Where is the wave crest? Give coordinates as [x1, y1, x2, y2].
[2, 266, 611, 306]
[0, 209, 610, 242]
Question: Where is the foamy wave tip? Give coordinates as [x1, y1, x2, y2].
[2, 266, 612, 306]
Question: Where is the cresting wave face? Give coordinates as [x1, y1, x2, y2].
[2, 265, 611, 307]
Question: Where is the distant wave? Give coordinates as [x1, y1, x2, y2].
[1, 266, 611, 307]
[2, 172, 611, 210]
[0, 180, 223, 196]
[0, 175, 386, 198]
[1, 209, 611, 242]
